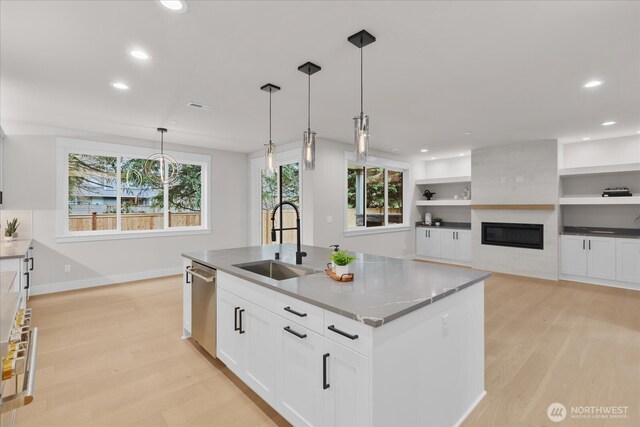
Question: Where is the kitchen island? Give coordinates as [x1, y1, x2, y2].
[182, 244, 490, 427]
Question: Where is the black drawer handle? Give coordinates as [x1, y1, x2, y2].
[234, 307, 240, 331]
[29, 257, 34, 271]
[323, 353, 330, 390]
[284, 326, 307, 339]
[327, 325, 358, 340]
[24, 272, 30, 289]
[284, 306, 307, 317]
[239, 309, 245, 334]
[185, 267, 191, 284]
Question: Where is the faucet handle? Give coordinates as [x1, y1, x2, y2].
[329, 244, 340, 252]
[275, 252, 280, 260]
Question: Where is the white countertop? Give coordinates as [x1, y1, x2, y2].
[0, 239, 32, 260]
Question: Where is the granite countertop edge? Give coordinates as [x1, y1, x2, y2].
[560, 227, 640, 239]
[415, 222, 471, 230]
[0, 239, 33, 260]
[182, 247, 490, 327]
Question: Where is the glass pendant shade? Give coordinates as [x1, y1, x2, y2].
[354, 112, 369, 163]
[144, 128, 178, 185]
[302, 130, 316, 171]
[265, 141, 276, 175]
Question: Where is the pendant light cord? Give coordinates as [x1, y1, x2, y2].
[308, 73, 311, 131]
[269, 90, 272, 143]
[160, 130, 164, 155]
[360, 43, 363, 114]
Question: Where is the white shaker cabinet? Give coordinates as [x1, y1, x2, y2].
[416, 228, 441, 259]
[560, 235, 625, 284]
[586, 237, 616, 280]
[440, 230, 457, 260]
[616, 239, 640, 283]
[275, 318, 324, 427]
[216, 287, 244, 373]
[560, 235, 588, 276]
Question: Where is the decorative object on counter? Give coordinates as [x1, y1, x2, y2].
[4, 218, 19, 241]
[328, 244, 340, 271]
[330, 250, 356, 278]
[144, 128, 178, 185]
[463, 186, 471, 200]
[423, 189, 436, 200]
[454, 194, 459, 200]
[602, 187, 632, 197]
[348, 29, 376, 162]
[298, 62, 321, 171]
[424, 212, 432, 225]
[433, 217, 443, 227]
[325, 266, 354, 282]
[261, 83, 281, 175]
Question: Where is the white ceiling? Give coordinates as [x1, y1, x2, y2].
[1, 1, 639, 159]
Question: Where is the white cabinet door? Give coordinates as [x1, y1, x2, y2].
[242, 300, 278, 405]
[216, 288, 244, 374]
[561, 235, 587, 276]
[456, 230, 471, 262]
[416, 228, 429, 257]
[587, 237, 616, 280]
[424, 228, 441, 258]
[616, 239, 640, 284]
[323, 339, 371, 427]
[440, 229, 457, 260]
[276, 317, 324, 427]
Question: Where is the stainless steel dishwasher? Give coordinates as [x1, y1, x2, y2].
[186, 262, 217, 358]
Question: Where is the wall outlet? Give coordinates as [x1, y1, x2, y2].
[64, 264, 71, 273]
[327, 215, 333, 224]
[442, 313, 449, 337]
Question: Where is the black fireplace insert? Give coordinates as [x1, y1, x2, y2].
[481, 222, 544, 250]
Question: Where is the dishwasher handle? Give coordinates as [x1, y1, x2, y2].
[186, 266, 215, 283]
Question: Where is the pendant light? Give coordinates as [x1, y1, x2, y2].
[261, 83, 280, 175]
[144, 127, 178, 185]
[348, 29, 376, 163]
[298, 62, 321, 171]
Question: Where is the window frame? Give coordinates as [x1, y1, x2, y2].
[56, 137, 211, 242]
[343, 152, 411, 236]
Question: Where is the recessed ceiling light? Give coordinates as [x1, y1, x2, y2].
[601, 121, 616, 126]
[158, 0, 187, 12]
[420, 149, 429, 153]
[459, 153, 465, 156]
[130, 50, 150, 60]
[431, 157, 436, 160]
[111, 82, 129, 90]
[582, 137, 590, 141]
[583, 80, 603, 88]
[169, 120, 178, 124]
[464, 132, 472, 135]
[637, 131, 640, 134]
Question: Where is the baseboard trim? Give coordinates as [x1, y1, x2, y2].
[560, 274, 639, 291]
[454, 390, 487, 427]
[30, 267, 182, 295]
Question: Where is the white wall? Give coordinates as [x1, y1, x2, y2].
[251, 138, 418, 258]
[561, 135, 640, 168]
[1, 134, 249, 293]
[471, 140, 559, 280]
[422, 156, 471, 179]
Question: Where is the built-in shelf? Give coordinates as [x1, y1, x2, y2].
[415, 176, 471, 185]
[416, 199, 471, 206]
[559, 196, 640, 205]
[559, 163, 640, 177]
[470, 204, 556, 210]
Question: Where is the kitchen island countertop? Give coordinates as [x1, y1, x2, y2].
[183, 244, 490, 327]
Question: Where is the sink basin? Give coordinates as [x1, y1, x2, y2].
[233, 260, 316, 281]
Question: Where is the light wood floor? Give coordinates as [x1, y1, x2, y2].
[16, 273, 640, 427]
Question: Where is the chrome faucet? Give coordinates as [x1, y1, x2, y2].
[271, 201, 307, 264]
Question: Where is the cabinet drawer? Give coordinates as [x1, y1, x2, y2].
[217, 271, 278, 313]
[323, 310, 372, 357]
[276, 292, 324, 335]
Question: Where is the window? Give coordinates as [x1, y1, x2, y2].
[345, 153, 409, 235]
[58, 138, 209, 241]
[261, 162, 300, 245]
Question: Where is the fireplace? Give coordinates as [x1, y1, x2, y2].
[481, 222, 544, 250]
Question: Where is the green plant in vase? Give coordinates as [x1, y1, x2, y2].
[330, 250, 356, 277]
[4, 218, 19, 241]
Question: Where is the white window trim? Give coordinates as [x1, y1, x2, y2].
[56, 137, 211, 242]
[343, 152, 411, 236]
[250, 148, 303, 246]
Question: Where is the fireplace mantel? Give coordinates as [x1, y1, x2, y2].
[470, 204, 555, 211]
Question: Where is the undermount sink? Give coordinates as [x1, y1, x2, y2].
[233, 260, 316, 281]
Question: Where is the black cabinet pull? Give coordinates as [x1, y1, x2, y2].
[234, 307, 240, 331]
[327, 325, 359, 340]
[583, 240, 585, 250]
[24, 272, 30, 289]
[284, 306, 307, 317]
[323, 353, 330, 389]
[239, 309, 245, 334]
[284, 326, 307, 339]
[29, 257, 34, 271]
[185, 268, 191, 284]
[589, 240, 591, 250]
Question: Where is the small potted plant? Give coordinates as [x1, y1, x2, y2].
[330, 250, 356, 277]
[4, 218, 19, 241]
[433, 217, 443, 227]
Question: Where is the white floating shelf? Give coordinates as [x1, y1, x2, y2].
[559, 196, 640, 205]
[416, 199, 472, 206]
[415, 176, 471, 185]
[559, 163, 640, 177]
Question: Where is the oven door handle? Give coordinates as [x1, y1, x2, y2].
[0, 327, 38, 413]
[186, 267, 215, 283]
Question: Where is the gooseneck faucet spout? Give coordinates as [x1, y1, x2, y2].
[271, 201, 307, 265]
